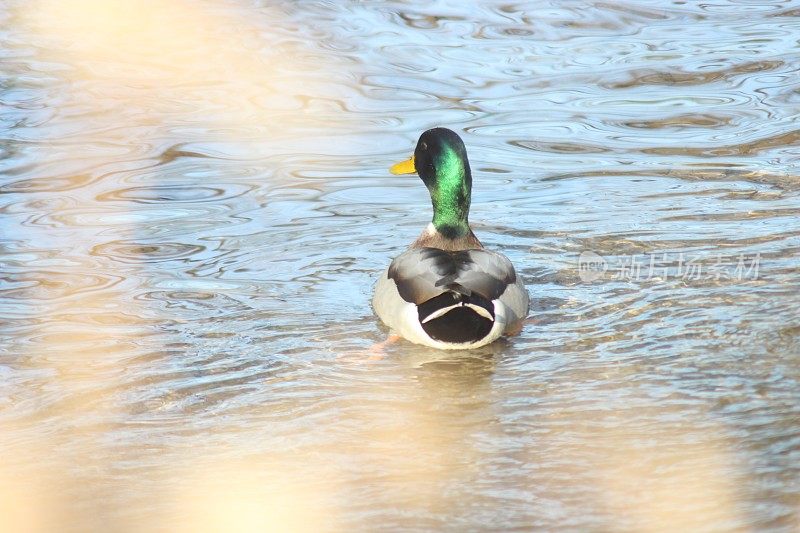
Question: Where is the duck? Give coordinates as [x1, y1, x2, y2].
[373, 127, 529, 350]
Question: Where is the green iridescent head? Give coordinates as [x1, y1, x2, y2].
[390, 127, 472, 238]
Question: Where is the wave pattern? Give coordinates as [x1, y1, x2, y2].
[0, 0, 799, 530]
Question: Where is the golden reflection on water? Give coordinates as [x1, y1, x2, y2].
[20, 0, 330, 134]
[552, 401, 746, 531]
[157, 359, 492, 532]
[165, 458, 343, 532]
[5, 1, 346, 531]
[3, 0, 795, 530]
[0, 324, 757, 532]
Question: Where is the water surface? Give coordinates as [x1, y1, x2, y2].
[1, 0, 799, 530]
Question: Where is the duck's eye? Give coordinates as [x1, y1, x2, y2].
[420, 142, 428, 151]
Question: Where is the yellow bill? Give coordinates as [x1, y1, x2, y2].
[390, 156, 416, 175]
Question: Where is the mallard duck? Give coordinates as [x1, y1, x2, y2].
[373, 127, 529, 349]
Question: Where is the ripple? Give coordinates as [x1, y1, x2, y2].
[0, 195, 75, 215]
[602, 60, 785, 89]
[542, 168, 800, 192]
[0, 270, 124, 302]
[28, 204, 235, 229]
[660, 207, 800, 223]
[508, 138, 613, 154]
[91, 241, 206, 264]
[96, 183, 254, 204]
[0, 173, 93, 193]
[2, 0, 800, 530]
[616, 113, 736, 130]
[640, 128, 800, 157]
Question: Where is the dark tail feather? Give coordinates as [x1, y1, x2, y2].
[417, 290, 495, 344]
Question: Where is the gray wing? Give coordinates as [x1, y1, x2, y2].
[387, 247, 517, 305]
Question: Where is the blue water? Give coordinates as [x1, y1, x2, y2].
[1, 0, 799, 530]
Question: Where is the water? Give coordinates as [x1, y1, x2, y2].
[1, 0, 799, 530]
